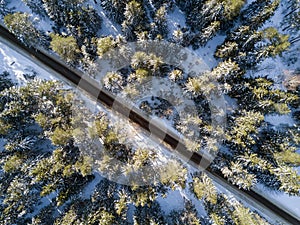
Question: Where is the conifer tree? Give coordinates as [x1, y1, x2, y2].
[150, 5, 169, 39]
[4, 12, 48, 47]
[101, 0, 128, 24]
[122, 0, 149, 41]
[50, 33, 81, 64]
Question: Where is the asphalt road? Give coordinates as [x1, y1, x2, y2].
[0, 25, 299, 225]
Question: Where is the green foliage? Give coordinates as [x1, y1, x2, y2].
[4, 12, 46, 46]
[150, 5, 168, 39]
[133, 201, 165, 225]
[226, 110, 264, 148]
[215, 41, 239, 59]
[222, 161, 257, 189]
[115, 190, 128, 216]
[50, 33, 80, 64]
[54, 209, 81, 225]
[274, 151, 300, 166]
[122, 0, 148, 41]
[256, 27, 291, 59]
[50, 127, 72, 146]
[132, 148, 156, 170]
[101, 0, 128, 24]
[231, 203, 270, 225]
[219, 0, 246, 19]
[103, 71, 123, 92]
[131, 186, 158, 207]
[272, 165, 300, 195]
[193, 173, 217, 204]
[159, 160, 187, 189]
[97, 36, 116, 57]
[43, 0, 101, 42]
[3, 154, 23, 173]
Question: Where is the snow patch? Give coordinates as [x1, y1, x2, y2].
[0, 41, 57, 84]
[156, 190, 185, 214]
[0, 138, 6, 152]
[255, 183, 300, 220]
[265, 114, 295, 126]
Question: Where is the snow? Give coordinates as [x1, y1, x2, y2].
[156, 190, 185, 214]
[0, 41, 57, 83]
[265, 114, 296, 126]
[87, 0, 122, 37]
[0, 138, 6, 152]
[245, 0, 300, 85]
[25, 192, 58, 219]
[192, 34, 227, 69]
[255, 183, 300, 220]
[6, 0, 32, 14]
[0, 1, 299, 223]
[80, 172, 103, 199]
[6, 0, 54, 33]
[167, 6, 186, 37]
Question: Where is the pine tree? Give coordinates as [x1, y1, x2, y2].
[103, 71, 123, 93]
[22, 0, 47, 17]
[282, 0, 300, 33]
[122, 0, 149, 41]
[159, 160, 187, 190]
[243, 0, 279, 30]
[97, 36, 116, 57]
[256, 27, 290, 60]
[169, 200, 202, 225]
[50, 33, 81, 64]
[220, 0, 245, 20]
[199, 21, 220, 46]
[0, 0, 10, 16]
[133, 201, 165, 224]
[193, 173, 218, 204]
[215, 41, 239, 59]
[101, 0, 128, 24]
[42, 0, 101, 43]
[0, 71, 14, 91]
[226, 110, 264, 149]
[4, 12, 48, 47]
[150, 5, 169, 39]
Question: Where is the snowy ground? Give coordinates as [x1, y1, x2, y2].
[255, 183, 300, 220]
[1, 0, 300, 222]
[0, 41, 58, 83]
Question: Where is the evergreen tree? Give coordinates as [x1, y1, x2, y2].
[122, 0, 149, 41]
[97, 36, 116, 57]
[133, 201, 165, 224]
[0, 0, 9, 16]
[103, 71, 124, 93]
[243, 0, 279, 30]
[101, 0, 128, 24]
[42, 0, 101, 43]
[0, 71, 14, 91]
[22, 0, 48, 17]
[199, 21, 220, 45]
[4, 12, 48, 47]
[50, 33, 81, 64]
[256, 27, 290, 60]
[168, 200, 202, 225]
[192, 173, 217, 204]
[150, 5, 169, 39]
[282, 0, 300, 33]
[226, 110, 264, 149]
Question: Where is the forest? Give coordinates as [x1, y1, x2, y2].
[0, 0, 299, 224]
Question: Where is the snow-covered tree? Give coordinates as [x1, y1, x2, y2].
[50, 33, 80, 64]
[4, 12, 48, 47]
[122, 0, 149, 41]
